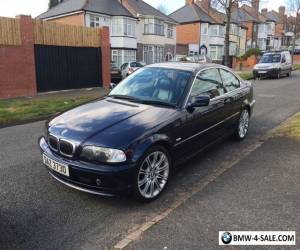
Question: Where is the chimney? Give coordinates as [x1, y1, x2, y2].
[186, 0, 195, 5]
[251, 0, 260, 13]
[261, 8, 268, 15]
[279, 6, 285, 16]
[198, 0, 210, 11]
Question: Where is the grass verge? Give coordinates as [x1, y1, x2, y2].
[293, 63, 300, 70]
[274, 112, 300, 140]
[238, 72, 253, 80]
[0, 95, 99, 126]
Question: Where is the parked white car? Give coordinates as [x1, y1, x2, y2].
[120, 62, 144, 79]
[253, 51, 292, 79]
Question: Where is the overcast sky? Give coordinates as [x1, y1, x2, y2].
[0, 0, 286, 18]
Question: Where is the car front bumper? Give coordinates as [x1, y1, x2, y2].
[39, 137, 136, 196]
[253, 68, 280, 78]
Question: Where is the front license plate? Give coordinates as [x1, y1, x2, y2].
[258, 71, 267, 74]
[43, 154, 70, 177]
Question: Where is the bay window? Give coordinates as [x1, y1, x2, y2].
[209, 46, 224, 60]
[112, 49, 136, 67]
[143, 45, 164, 64]
[209, 25, 224, 37]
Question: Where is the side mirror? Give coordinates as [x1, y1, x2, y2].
[187, 95, 210, 111]
[109, 83, 117, 90]
[282, 58, 286, 63]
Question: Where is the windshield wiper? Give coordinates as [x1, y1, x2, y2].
[108, 94, 141, 102]
[140, 100, 176, 108]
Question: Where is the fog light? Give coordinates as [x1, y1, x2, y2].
[96, 178, 101, 187]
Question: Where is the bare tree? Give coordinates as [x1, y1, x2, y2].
[211, 0, 250, 67]
[286, 0, 300, 64]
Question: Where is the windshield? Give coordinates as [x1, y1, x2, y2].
[109, 67, 192, 107]
[259, 54, 281, 63]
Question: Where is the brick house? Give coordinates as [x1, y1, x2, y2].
[120, 0, 177, 64]
[170, 0, 247, 62]
[37, 0, 138, 67]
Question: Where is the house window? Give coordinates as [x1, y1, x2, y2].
[111, 18, 123, 36]
[124, 50, 136, 63]
[124, 18, 136, 37]
[112, 50, 122, 67]
[201, 23, 208, 35]
[209, 45, 223, 60]
[209, 25, 224, 37]
[230, 24, 239, 36]
[229, 42, 237, 56]
[144, 18, 164, 35]
[90, 15, 101, 27]
[167, 24, 174, 38]
[143, 45, 164, 64]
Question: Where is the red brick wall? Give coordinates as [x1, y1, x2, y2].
[0, 16, 111, 100]
[0, 15, 37, 99]
[100, 27, 111, 88]
[293, 55, 300, 63]
[232, 55, 258, 71]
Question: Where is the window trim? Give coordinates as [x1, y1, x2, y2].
[183, 66, 242, 108]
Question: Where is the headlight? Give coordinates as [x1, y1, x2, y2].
[80, 146, 127, 163]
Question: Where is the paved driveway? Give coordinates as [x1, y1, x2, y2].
[1, 71, 300, 250]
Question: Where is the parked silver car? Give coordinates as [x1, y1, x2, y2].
[120, 61, 144, 79]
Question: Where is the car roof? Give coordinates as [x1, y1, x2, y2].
[146, 62, 227, 74]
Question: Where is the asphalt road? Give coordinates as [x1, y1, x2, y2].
[1, 71, 300, 250]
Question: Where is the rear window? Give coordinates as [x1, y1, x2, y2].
[130, 62, 143, 68]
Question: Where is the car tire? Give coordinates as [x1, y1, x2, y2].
[287, 70, 291, 77]
[133, 146, 171, 202]
[277, 70, 281, 79]
[234, 109, 250, 141]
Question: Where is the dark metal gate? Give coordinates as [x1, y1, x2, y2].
[34, 45, 102, 92]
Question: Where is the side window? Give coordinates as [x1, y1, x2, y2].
[281, 54, 286, 63]
[190, 69, 225, 99]
[219, 69, 240, 92]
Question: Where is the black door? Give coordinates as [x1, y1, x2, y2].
[35, 45, 102, 92]
[173, 68, 228, 160]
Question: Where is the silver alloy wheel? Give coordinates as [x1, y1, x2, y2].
[238, 110, 250, 139]
[138, 151, 169, 199]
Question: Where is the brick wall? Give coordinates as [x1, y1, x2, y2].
[99, 27, 111, 88]
[0, 15, 111, 100]
[293, 55, 300, 63]
[0, 15, 36, 99]
[176, 23, 200, 45]
[48, 13, 85, 26]
[232, 55, 258, 71]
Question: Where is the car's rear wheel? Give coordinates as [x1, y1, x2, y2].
[133, 146, 171, 202]
[234, 109, 250, 140]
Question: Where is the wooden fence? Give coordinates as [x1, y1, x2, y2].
[33, 20, 101, 47]
[0, 17, 21, 45]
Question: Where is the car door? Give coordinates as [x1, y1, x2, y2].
[219, 68, 244, 130]
[172, 68, 228, 159]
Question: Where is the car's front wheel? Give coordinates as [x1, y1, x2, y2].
[133, 146, 171, 202]
[234, 109, 250, 140]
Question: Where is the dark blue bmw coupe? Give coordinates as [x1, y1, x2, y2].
[39, 62, 255, 201]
